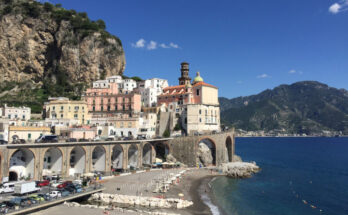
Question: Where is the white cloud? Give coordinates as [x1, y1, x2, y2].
[169, 42, 179, 49]
[131, 39, 180, 50]
[257, 74, 270, 79]
[147, 41, 157, 50]
[131, 38, 146, 48]
[288, 69, 303, 75]
[159, 43, 170, 48]
[329, 1, 348, 14]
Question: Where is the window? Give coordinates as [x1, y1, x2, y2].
[92, 106, 95, 111]
[22, 115, 25, 119]
[28, 133, 31, 139]
[60, 114, 63, 118]
[199, 109, 202, 114]
[60, 106, 64, 110]
[196, 89, 200, 96]
[101, 106, 104, 111]
[53, 106, 55, 110]
[74, 114, 78, 119]
[107, 106, 110, 111]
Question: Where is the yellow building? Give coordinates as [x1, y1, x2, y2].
[9, 126, 51, 143]
[44, 98, 91, 126]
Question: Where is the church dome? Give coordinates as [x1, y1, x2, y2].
[193, 71, 204, 83]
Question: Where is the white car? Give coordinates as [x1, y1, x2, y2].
[50, 181, 63, 188]
[48, 191, 61, 198]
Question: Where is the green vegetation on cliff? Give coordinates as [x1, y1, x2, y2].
[0, 0, 125, 113]
[219, 81, 348, 135]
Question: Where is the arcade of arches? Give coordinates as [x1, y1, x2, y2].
[1, 132, 234, 181]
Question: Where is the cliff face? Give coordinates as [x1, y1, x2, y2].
[0, 0, 125, 112]
[0, 11, 124, 83]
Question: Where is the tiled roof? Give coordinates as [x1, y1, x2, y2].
[193, 82, 218, 88]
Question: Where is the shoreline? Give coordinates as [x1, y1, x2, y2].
[32, 168, 227, 215]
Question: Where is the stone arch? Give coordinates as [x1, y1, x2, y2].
[142, 143, 153, 167]
[111, 144, 123, 170]
[9, 148, 35, 181]
[154, 142, 170, 162]
[197, 138, 216, 166]
[43, 147, 63, 176]
[128, 144, 139, 169]
[69, 146, 86, 176]
[226, 136, 233, 162]
[92, 146, 106, 172]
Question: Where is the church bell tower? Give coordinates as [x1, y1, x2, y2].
[178, 62, 192, 85]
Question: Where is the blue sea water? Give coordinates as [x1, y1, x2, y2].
[211, 137, 348, 215]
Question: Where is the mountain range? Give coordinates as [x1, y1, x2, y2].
[219, 81, 348, 135]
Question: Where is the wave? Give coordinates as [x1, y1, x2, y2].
[200, 177, 222, 215]
[201, 192, 221, 215]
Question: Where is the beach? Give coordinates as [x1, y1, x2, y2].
[32, 168, 220, 215]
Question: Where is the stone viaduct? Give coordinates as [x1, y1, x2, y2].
[0, 131, 234, 182]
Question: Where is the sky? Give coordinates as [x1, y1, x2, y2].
[46, 0, 348, 98]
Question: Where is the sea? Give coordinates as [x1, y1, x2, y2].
[209, 137, 348, 215]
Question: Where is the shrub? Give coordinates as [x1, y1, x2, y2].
[163, 129, 170, 138]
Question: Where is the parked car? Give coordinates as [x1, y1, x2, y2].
[0, 140, 8, 145]
[37, 193, 50, 201]
[0, 203, 8, 214]
[136, 135, 146, 140]
[78, 138, 88, 142]
[47, 191, 61, 198]
[11, 139, 26, 144]
[10, 197, 31, 207]
[3, 201, 15, 210]
[29, 194, 45, 202]
[66, 138, 77, 142]
[37, 180, 50, 187]
[60, 190, 70, 197]
[50, 181, 62, 188]
[0, 183, 15, 194]
[73, 179, 82, 185]
[26, 196, 38, 204]
[123, 136, 132, 140]
[57, 181, 72, 189]
[19, 198, 33, 207]
[105, 137, 115, 141]
[35, 135, 58, 143]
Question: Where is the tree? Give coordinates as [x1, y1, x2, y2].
[96, 19, 106, 30]
[163, 129, 170, 138]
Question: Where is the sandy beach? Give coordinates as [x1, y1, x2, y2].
[32, 168, 219, 215]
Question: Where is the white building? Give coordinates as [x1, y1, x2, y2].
[92, 76, 137, 93]
[0, 119, 9, 142]
[1, 104, 31, 121]
[121, 79, 137, 93]
[138, 78, 168, 107]
[138, 113, 157, 138]
[92, 80, 109, 88]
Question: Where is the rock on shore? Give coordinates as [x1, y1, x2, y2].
[90, 193, 193, 209]
[219, 162, 260, 178]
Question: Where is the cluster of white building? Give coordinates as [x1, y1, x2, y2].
[0, 62, 222, 143]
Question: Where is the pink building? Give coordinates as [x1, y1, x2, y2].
[61, 127, 97, 140]
[83, 83, 141, 116]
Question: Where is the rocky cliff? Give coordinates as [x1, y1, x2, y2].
[0, 0, 125, 112]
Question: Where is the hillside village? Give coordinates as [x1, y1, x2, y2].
[0, 62, 221, 144]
